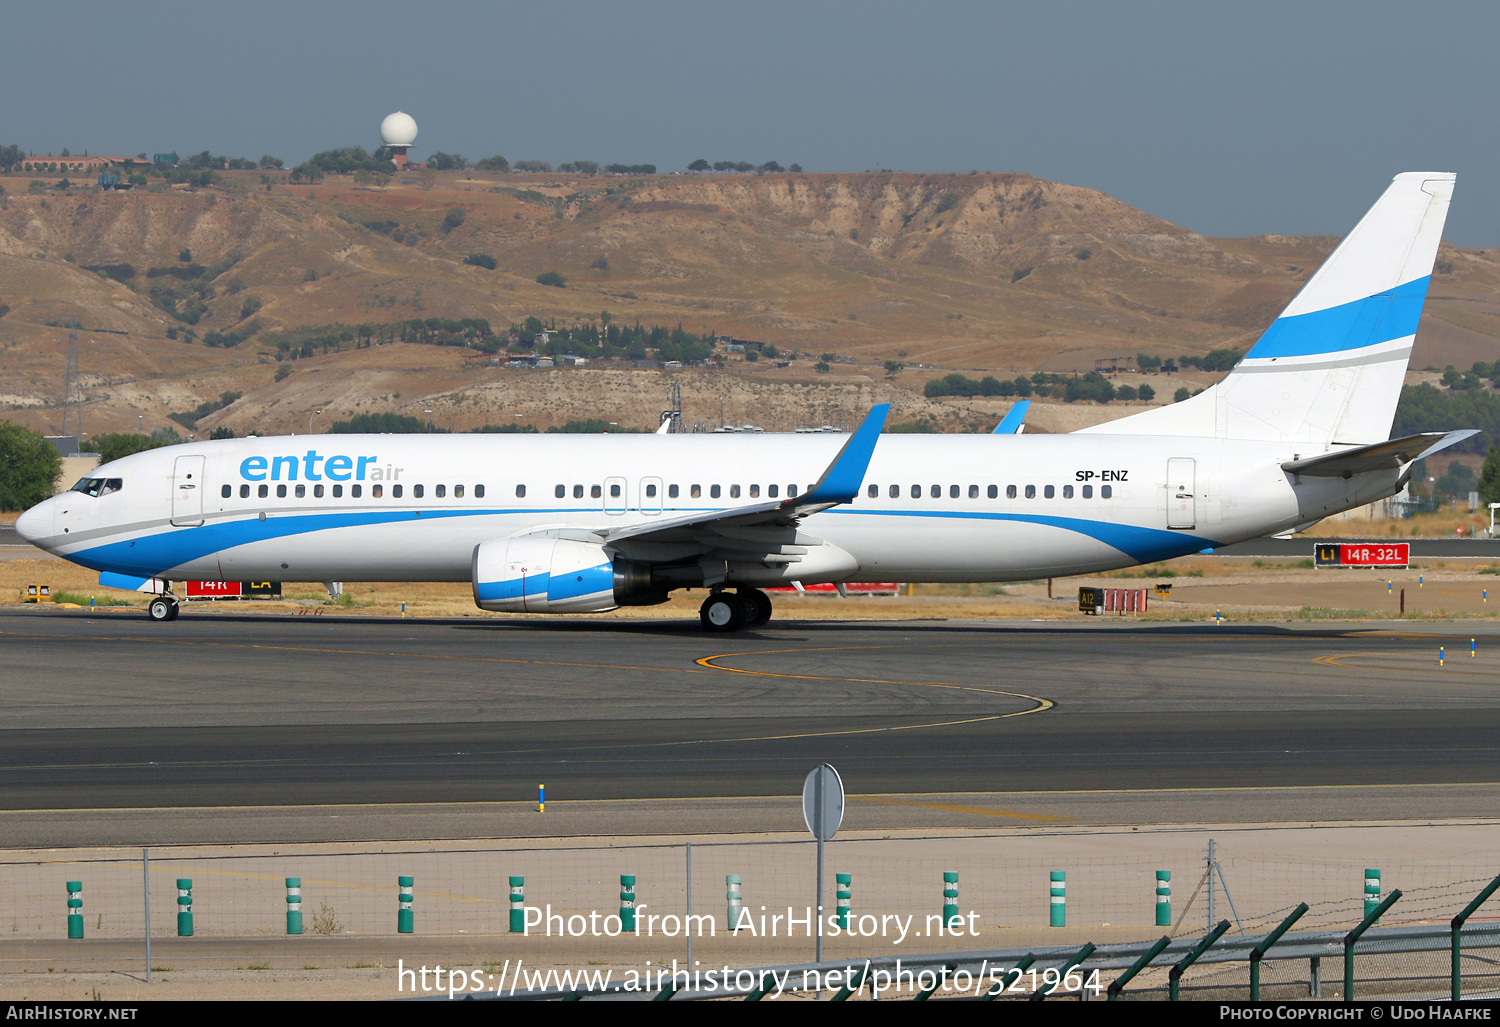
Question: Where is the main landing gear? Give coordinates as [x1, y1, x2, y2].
[699, 588, 773, 632]
[147, 595, 180, 622]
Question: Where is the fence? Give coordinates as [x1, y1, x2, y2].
[4, 834, 1499, 999]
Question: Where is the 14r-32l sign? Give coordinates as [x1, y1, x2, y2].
[1314, 543, 1410, 568]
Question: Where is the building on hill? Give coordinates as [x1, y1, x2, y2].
[18, 155, 149, 172]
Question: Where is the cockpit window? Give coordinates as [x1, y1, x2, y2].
[69, 478, 122, 498]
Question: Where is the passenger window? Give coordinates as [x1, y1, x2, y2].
[969, 485, 978, 499]
[987, 485, 998, 499]
[315, 484, 325, 498]
[1102, 485, 1112, 499]
[950, 485, 959, 499]
[927, 484, 937, 498]
[749, 484, 759, 498]
[691, 484, 702, 499]
[415, 484, 425, 499]
[610, 483, 621, 498]
[454, 485, 465, 498]
[592, 485, 602, 499]
[295, 484, 306, 498]
[516, 484, 526, 498]
[1083, 485, 1093, 498]
[730, 485, 741, 498]
[277, 484, 287, 498]
[352, 484, 362, 498]
[436, 485, 446, 498]
[711, 485, 721, 499]
[669, 484, 679, 499]
[1025, 485, 1035, 499]
[1006, 485, 1016, 499]
[646, 483, 657, 498]
[1044, 485, 1054, 499]
[910, 484, 921, 499]
[333, 484, 343, 498]
[769, 484, 779, 498]
[573, 485, 583, 498]
[221, 485, 231, 498]
[788, 484, 798, 497]
[555, 484, 566, 498]
[240, 484, 250, 498]
[475, 484, 485, 498]
[1063, 485, 1073, 499]
[373, 484, 384, 498]
[392, 484, 403, 498]
[890, 484, 900, 498]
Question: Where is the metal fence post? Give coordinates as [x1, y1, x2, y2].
[1250, 902, 1308, 1000]
[1451, 873, 1500, 1001]
[1344, 890, 1402, 1001]
[1107, 935, 1171, 1000]
[1030, 943, 1095, 1001]
[1170, 919, 1231, 1001]
[142, 848, 151, 984]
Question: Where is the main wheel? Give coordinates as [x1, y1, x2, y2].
[739, 588, 773, 627]
[148, 597, 179, 622]
[700, 592, 746, 632]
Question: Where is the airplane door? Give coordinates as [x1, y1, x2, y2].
[603, 475, 627, 515]
[171, 455, 206, 527]
[640, 476, 663, 515]
[1166, 458, 1196, 530]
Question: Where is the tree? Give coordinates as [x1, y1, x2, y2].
[788, 163, 803, 173]
[883, 360, 905, 377]
[1174, 387, 1192, 403]
[475, 155, 510, 172]
[442, 207, 467, 232]
[0, 144, 21, 170]
[687, 159, 710, 172]
[274, 364, 292, 382]
[92, 432, 164, 465]
[0, 422, 62, 511]
[289, 162, 325, 184]
[1138, 384, 1156, 401]
[428, 152, 469, 171]
[1478, 446, 1500, 507]
[209, 426, 235, 440]
[178, 248, 193, 263]
[259, 155, 283, 169]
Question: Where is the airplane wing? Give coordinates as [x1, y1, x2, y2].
[993, 400, 1029, 434]
[1281, 430, 1479, 477]
[596, 403, 890, 546]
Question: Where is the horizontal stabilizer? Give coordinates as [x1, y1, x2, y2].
[1281, 430, 1479, 477]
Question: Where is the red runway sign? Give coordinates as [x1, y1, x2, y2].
[1314, 543, 1410, 568]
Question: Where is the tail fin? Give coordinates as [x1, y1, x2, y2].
[1081, 172, 1455, 445]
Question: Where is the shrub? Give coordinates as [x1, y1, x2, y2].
[935, 192, 959, 214]
[463, 253, 497, 270]
[442, 207, 467, 232]
[536, 271, 566, 288]
[1174, 387, 1191, 403]
[274, 365, 292, 382]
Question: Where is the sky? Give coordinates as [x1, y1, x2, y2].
[7, 0, 1498, 245]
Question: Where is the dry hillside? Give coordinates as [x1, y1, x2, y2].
[2, 169, 1498, 437]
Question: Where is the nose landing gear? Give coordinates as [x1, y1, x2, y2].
[698, 588, 773, 631]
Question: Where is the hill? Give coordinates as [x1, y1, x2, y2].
[1, 169, 1498, 438]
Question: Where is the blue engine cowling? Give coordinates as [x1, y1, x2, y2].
[471, 537, 665, 613]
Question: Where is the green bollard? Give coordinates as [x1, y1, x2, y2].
[1156, 870, 1172, 927]
[176, 879, 194, 937]
[397, 876, 414, 934]
[620, 875, 636, 932]
[1050, 871, 1066, 927]
[836, 873, 851, 929]
[1364, 868, 1381, 921]
[726, 874, 743, 932]
[67, 881, 83, 939]
[509, 876, 525, 933]
[286, 877, 303, 935]
[943, 872, 959, 927]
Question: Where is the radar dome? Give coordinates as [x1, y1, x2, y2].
[380, 111, 418, 147]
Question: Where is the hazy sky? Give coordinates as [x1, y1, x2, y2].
[8, 1, 1497, 244]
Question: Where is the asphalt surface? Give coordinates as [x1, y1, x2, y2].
[3, 608, 1499, 819]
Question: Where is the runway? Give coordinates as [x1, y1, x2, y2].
[4, 607, 1500, 840]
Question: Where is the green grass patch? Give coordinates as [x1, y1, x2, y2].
[51, 590, 137, 607]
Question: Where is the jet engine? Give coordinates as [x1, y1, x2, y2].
[472, 536, 668, 613]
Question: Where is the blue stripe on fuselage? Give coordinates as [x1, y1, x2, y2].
[1244, 276, 1429, 360]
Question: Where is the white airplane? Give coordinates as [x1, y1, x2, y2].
[16, 173, 1472, 631]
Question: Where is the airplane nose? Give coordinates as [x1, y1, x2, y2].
[15, 499, 52, 545]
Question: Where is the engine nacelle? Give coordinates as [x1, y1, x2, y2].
[472, 537, 667, 613]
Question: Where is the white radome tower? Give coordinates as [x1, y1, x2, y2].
[380, 111, 418, 169]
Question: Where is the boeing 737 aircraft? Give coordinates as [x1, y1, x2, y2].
[16, 173, 1473, 630]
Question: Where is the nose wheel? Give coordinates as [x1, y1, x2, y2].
[699, 589, 773, 631]
[147, 596, 180, 622]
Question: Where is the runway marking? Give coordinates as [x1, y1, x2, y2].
[696, 645, 1055, 718]
[849, 795, 1072, 822]
[1314, 653, 1500, 679]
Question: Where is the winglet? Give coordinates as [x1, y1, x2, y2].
[795, 403, 890, 505]
[993, 400, 1030, 434]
